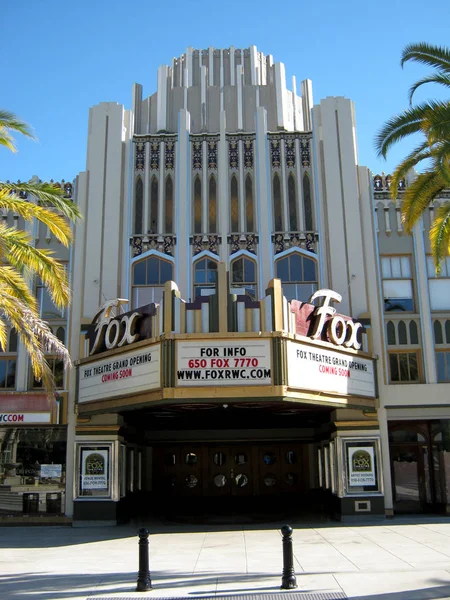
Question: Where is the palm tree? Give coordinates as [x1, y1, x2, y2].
[0, 109, 81, 393]
[375, 43, 450, 271]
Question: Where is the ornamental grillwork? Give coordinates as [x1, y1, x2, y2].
[243, 138, 253, 169]
[131, 235, 175, 257]
[285, 138, 296, 168]
[135, 143, 145, 171]
[208, 141, 217, 169]
[228, 233, 258, 255]
[150, 142, 160, 171]
[272, 232, 318, 254]
[229, 138, 239, 169]
[270, 138, 281, 169]
[299, 138, 310, 167]
[191, 234, 221, 255]
[192, 141, 202, 170]
[373, 173, 406, 192]
[165, 141, 175, 170]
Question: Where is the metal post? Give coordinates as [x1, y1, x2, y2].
[280, 524, 297, 589]
[136, 528, 152, 592]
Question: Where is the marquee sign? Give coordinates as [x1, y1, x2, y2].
[176, 340, 272, 387]
[290, 289, 364, 350]
[287, 340, 375, 398]
[87, 299, 157, 356]
[79, 344, 161, 403]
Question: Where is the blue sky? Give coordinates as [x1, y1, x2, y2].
[2, 0, 449, 183]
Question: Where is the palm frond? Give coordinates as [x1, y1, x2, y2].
[408, 74, 450, 103]
[401, 42, 450, 74]
[0, 182, 82, 222]
[0, 266, 39, 312]
[401, 170, 446, 233]
[0, 189, 73, 246]
[0, 110, 35, 153]
[389, 141, 433, 196]
[374, 102, 435, 158]
[430, 203, 450, 273]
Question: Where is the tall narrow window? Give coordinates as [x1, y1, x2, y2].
[245, 175, 254, 232]
[273, 174, 282, 231]
[275, 252, 318, 301]
[303, 174, 313, 231]
[230, 176, 239, 232]
[209, 176, 217, 233]
[193, 258, 217, 297]
[150, 176, 158, 233]
[165, 176, 173, 233]
[134, 178, 143, 234]
[288, 174, 298, 231]
[194, 177, 202, 233]
[231, 256, 257, 299]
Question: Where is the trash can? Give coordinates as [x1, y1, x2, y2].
[23, 493, 39, 513]
[46, 492, 62, 513]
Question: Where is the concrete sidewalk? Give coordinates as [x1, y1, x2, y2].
[1, 516, 450, 600]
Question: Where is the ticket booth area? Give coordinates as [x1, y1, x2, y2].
[73, 276, 383, 526]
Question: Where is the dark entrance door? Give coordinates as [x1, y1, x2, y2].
[391, 445, 432, 513]
[153, 441, 307, 515]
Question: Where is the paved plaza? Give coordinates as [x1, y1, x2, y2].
[1, 516, 450, 600]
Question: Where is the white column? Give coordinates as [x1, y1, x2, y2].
[218, 112, 228, 262]
[201, 65, 207, 131]
[274, 62, 287, 131]
[175, 110, 191, 297]
[413, 219, 436, 383]
[220, 50, 224, 111]
[230, 46, 235, 86]
[208, 46, 214, 86]
[280, 140, 288, 231]
[295, 138, 304, 229]
[157, 65, 168, 132]
[144, 141, 150, 231]
[202, 140, 208, 232]
[158, 141, 165, 234]
[250, 45, 258, 85]
[186, 47, 193, 87]
[236, 65, 243, 131]
[238, 140, 245, 232]
[255, 107, 274, 295]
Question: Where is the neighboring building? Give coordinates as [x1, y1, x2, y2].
[0, 179, 72, 520]
[1, 46, 449, 524]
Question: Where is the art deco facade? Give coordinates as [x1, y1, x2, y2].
[1, 46, 449, 523]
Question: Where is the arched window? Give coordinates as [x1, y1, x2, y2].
[445, 320, 450, 343]
[194, 258, 218, 298]
[303, 174, 313, 231]
[231, 256, 257, 299]
[209, 176, 217, 233]
[398, 321, 407, 345]
[0, 329, 17, 389]
[56, 327, 66, 345]
[288, 174, 298, 231]
[273, 173, 282, 231]
[387, 321, 396, 345]
[434, 320, 443, 344]
[409, 321, 419, 344]
[230, 176, 239, 232]
[150, 176, 158, 233]
[165, 176, 173, 233]
[134, 178, 143, 234]
[245, 175, 254, 232]
[193, 176, 202, 234]
[132, 256, 173, 308]
[275, 252, 317, 301]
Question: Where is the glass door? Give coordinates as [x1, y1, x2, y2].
[391, 446, 431, 512]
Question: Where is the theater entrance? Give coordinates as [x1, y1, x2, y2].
[152, 441, 313, 519]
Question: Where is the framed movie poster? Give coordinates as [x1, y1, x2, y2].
[343, 438, 381, 494]
[78, 446, 111, 497]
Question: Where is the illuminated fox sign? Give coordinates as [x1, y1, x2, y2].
[309, 289, 363, 350]
[290, 289, 364, 351]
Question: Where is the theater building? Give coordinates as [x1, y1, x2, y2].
[2, 46, 450, 524]
[66, 45, 387, 525]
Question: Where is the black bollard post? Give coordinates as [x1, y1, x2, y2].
[136, 528, 152, 592]
[280, 524, 297, 590]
